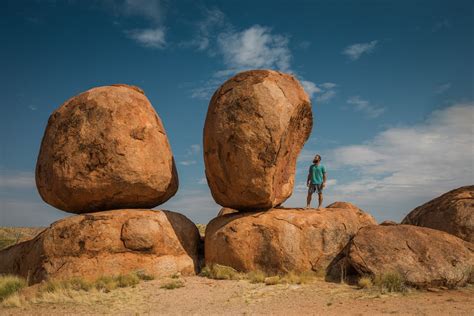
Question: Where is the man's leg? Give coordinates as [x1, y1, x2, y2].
[318, 192, 323, 209]
[306, 191, 312, 208]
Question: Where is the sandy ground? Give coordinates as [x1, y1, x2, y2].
[1, 276, 473, 315]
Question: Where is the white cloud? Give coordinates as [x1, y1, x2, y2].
[0, 171, 35, 189]
[301, 81, 337, 103]
[189, 144, 201, 154]
[347, 96, 385, 118]
[432, 19, 451, 32]
[435, 82, 451, 94]
[342, 40, 378, 61]
[179, 160, 197, 166]
[28, 105, 37, 111]
[301, 81, 321, 98]
[327, 103, 473, 218]
[125, 27, 166, 48]
[198, 177, 207, 185]
[218, 25, 291, 71]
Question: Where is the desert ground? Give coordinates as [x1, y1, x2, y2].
[1, 227, 473, 315]
[1, 275, 473, 315]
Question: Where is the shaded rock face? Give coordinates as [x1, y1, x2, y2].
[401, 186, 474, 242]
[36, 84, 178, 213]
[327, 225, 474, 288]
[0, 210, 200, 284]
[203, 70, 313, 210]
[205, 208, 376, 274]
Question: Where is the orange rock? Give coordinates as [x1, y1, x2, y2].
[217, 207, 238, 216]
[0, 210, 200, 284]
[326, 201, 360, 210]
[203, 70, 312, 210]
[36, 84, 178, 213]
[402, 186, 474, 242]
[205, 207, 376, 274]
[328, 225, 474, 288]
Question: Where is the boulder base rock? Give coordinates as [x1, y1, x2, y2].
[402, 186, 474, 242]
[36, 84, 178, 213]
[0, 210, 200, 284]
[326, 202, 360, 210]
[327, 225, 474, 288]
[203, 70, 313, 210]
[205, 207, 376, 274]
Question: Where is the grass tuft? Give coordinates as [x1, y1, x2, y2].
[374, 272, 407, 293]
[200, 264, 242, 280]
[264, 276, 280, 285]
[160, 280, 184, 290]
[247, 270, 266, 284]
[0, 275, 27, 302]
[357, 276, 373, 289]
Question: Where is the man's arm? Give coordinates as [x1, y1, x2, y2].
[307, 166, 312, 187]
[322, 172, 327, 188]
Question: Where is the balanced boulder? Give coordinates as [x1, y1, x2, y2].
[36, 84, 178, 213]
[402, 186, 474, 242]
[203, 70, 313, 210]
[327, 225, 474, 288]
[0, 210, 200, 284]
[205, 207, 376, 274]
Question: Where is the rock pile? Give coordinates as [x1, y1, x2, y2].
[1, 84, 199, 284]
[402, 186, 473, 242]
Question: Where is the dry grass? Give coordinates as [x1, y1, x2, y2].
[0, 271, 156, 308]
[357, 276, 373, 289]
[200, 264, 243, 280]
[373, 272, 407, 293]
[160, 280, 184, 290]
[247, 270, 266, 284]
[0, 275, 27, 302]
[195, 224, 206, 237]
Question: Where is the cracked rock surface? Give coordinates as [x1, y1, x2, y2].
[203, 70, 313, 210]
[327, 224, 474, 288]
[0, 210, 200, 284]
[204, 207, 376, 274]
[402, 186, 474, 242]
[36, 84, 178, 213]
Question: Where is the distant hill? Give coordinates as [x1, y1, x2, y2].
[0, 227, 45, 250]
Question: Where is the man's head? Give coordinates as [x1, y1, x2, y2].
[313, 154, 321, 164]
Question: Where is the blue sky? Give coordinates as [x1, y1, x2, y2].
[1, 0, 473, 226]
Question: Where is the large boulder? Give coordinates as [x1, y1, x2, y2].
[401, 186, 474, 242]
[327, 225, 474, 288]
[0, 210, 200, 284]
[205, 207, 376, 274]
[203, 70, 313, 210]
[36, 84, 178, 213]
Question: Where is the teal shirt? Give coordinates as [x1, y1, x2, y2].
[309, 164, 326, 184]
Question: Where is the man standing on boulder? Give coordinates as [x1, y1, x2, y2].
[306, 154, 327, 209]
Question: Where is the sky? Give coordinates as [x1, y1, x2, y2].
[0, 0, 473, 226]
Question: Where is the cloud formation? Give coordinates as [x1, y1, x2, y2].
[218, 25, 291, 71]
[347, 96, 385, 118]
[342, 40, 378, 61]
[125, 27, 166, 48]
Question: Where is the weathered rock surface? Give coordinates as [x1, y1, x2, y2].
[0, 210, 200, 284]
[327, 225, 474, 288]
[203, 70, 313, 210]
[326, 202, 360, 210]
[36, 84, 178, 213]
[402, 186, 474, 242]
[205, 207, 376, 274]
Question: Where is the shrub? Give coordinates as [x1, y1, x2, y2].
[264, 276, 280, 285]
[0, 275, 27, 302]
[200, 264, 242, 280]
[357, 276, 373, 289]
[247, 270, 266, 284]
[116, 273, 140, 288]
[374, 272, 407, 293]
[94, 276, 118, 293]
[134, 270, 155, 281]
[160, 280, 184, 290]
